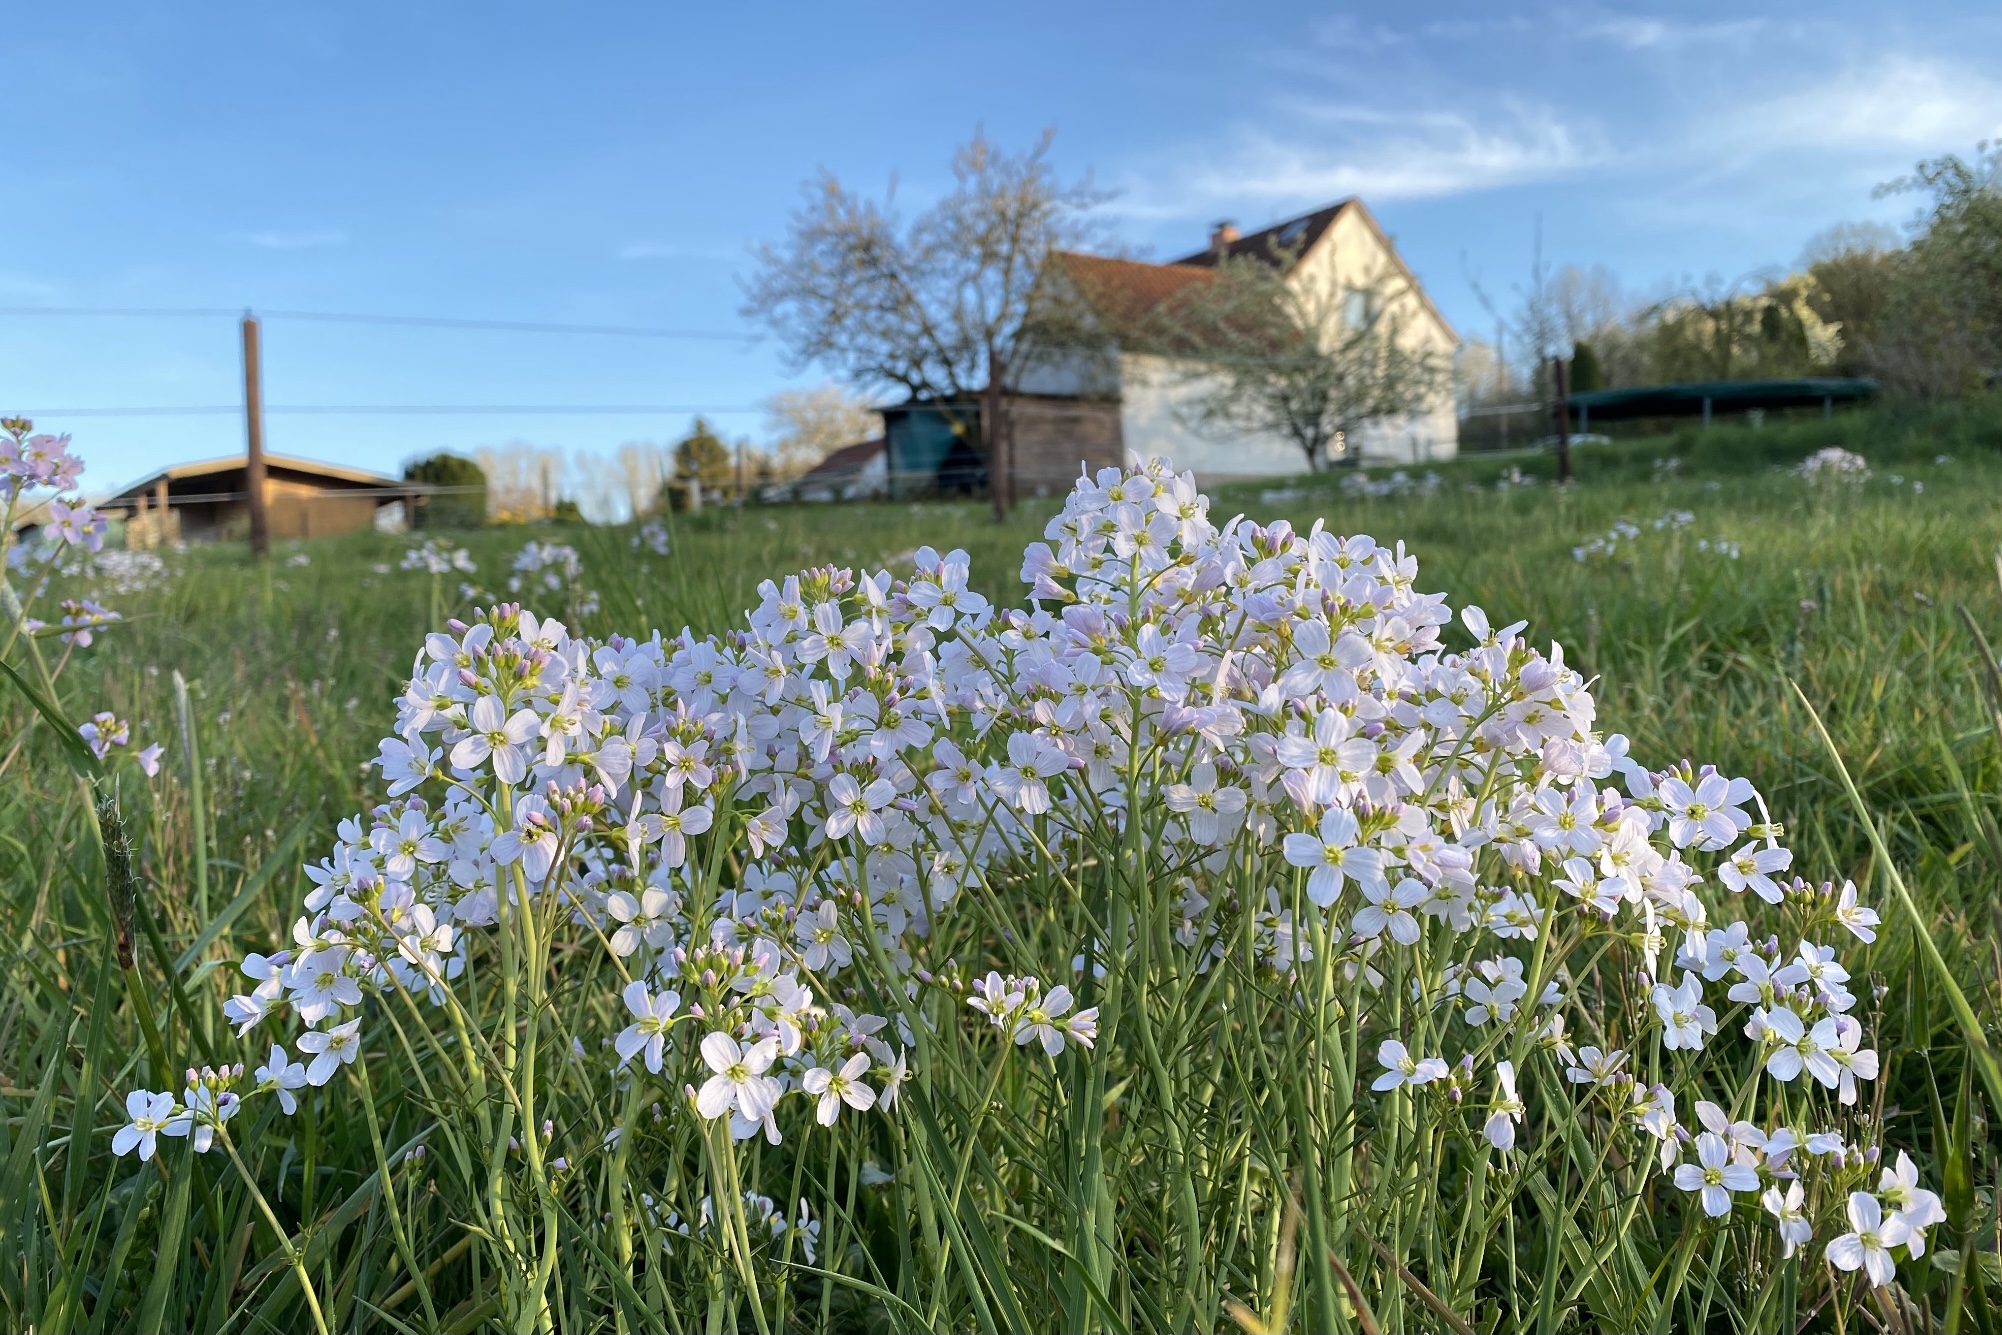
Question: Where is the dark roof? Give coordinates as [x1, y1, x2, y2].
[1170, 201, 1351, 269]
[1566, 378, 1878, 422]
[802, 438, 886, 480]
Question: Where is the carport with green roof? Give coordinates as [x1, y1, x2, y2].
[1563, 377, 1877, 431]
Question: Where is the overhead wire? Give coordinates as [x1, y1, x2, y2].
[0, 305, 761, 342]
[21, 404, 768, 418]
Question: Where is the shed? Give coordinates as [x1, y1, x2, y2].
[792, 438, 889, 502]
[102, 453, 407, 547]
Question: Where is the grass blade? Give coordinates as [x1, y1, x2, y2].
[1790, 678, 2002, 1119]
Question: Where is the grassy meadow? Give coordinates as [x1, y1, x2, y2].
[6, 397, 2002, 1331]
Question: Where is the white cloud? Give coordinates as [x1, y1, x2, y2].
[1580, 15, 1769, 52]
[241, 228, 348, 250]
[1718, 54, 2002, 158]
[1125, 100, 1603, 218]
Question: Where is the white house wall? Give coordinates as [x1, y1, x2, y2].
[1118, 352, 1305, 480]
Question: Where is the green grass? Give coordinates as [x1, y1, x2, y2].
[5, 396, 2002, 1331]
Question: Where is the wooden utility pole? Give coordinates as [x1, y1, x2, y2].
[241, 311, 271, 557]
[1552, 355, 1572, 485]
[985, 347, 1009, 521]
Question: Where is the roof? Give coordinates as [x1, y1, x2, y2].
[1566, 378, 1878, 421]
[1170, 202, 1350, 269]
[1047, 252, 1217, 326]
[104, 452, 401, 503]
[1058, 198, 1457, 345]
[802, 438, 886, 480]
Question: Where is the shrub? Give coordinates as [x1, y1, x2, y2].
[404, 452, 489, 528]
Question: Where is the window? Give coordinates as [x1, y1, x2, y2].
[1342, 288, 1370, 329]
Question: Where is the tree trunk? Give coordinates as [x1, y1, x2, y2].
[985, 347, 1010, 521]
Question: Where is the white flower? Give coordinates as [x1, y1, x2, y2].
[1762, 1181, 1812, 1258]
[1826, 1192, 1910, 1288]
[795, 900, 852, 973]
[801, 1052, 877, 1125]
[450, 694, 540, 785]
[615, 980, 682, 1074]
[1878, 1150, 1947, 1256]
[1013, 985, 1079, 1056]
[111, 1090, 179, 1161]
[1162, 763, 1248, 845]
[1652, 974, 1716, 1052]
[1717, 843, 1791, 903]
[1834, 881, 1880, 943]
[1482, 1061, 1524, 1151]
[1282, 807, 1384, 907]
[1565, 1046, 1626, 1085]
[1761, 1007, 1837, 1086]
[607, 887, 677, 958]
[824, 772, 897, 843]
[1371, 1039, 1448, 1092]
[987, 732, 1067, 815]
[297, 1018, 363, 1086]
[695, 1032, 780, 1122]
[1352, 877, 1426, 946]
[655, 787, 714, 869]
[1658, 772, 1749, 850]
[1672, 1132, 1758, 1217]
[255, 1044, 310, 1115]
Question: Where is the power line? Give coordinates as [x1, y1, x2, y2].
[262, 308, 762, 342]
[0, 305, 762, 342]
[19, 403, 767, 418]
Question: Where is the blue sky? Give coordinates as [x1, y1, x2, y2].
[6, 1, 2000, 495]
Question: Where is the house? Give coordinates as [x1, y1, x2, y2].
[1018, 198, 1461, 481]
[101, 453, 408, 547]
[781, 437, 890, 503]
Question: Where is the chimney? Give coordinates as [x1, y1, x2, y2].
[1209, 220, 1240, 255]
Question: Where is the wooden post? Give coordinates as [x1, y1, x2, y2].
[241, 312, 270, 557]
[985, 348, 1009, 521]
[736, 440, 746, 505]
[1553, 356, 1572, 484]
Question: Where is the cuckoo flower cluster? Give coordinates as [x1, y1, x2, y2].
[112, 457, 1931, 1286]
[1, 423, 158, 780]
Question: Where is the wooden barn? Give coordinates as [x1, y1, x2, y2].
[103, 453, 406, 547]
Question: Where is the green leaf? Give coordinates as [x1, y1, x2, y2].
[0, 653, 102, 780]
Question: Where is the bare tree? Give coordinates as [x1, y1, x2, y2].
[764, 385, 881, 478]
[1140, 248, 1449, 472]
[615, 441, 671, 518]
[476, 442, 566, 522]
[743, 129, 1111, 517]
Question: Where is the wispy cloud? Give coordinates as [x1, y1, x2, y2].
[1123, 100, 1603, 219]
[1579, 15, 1770, 52]
[241, 227, 348, 250]
[1717, 54, 2002, 159]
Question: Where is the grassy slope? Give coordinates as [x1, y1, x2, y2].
[5, 394, 2002, 1326]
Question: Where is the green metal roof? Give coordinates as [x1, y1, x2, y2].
[1565, 377, 1877, 422]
